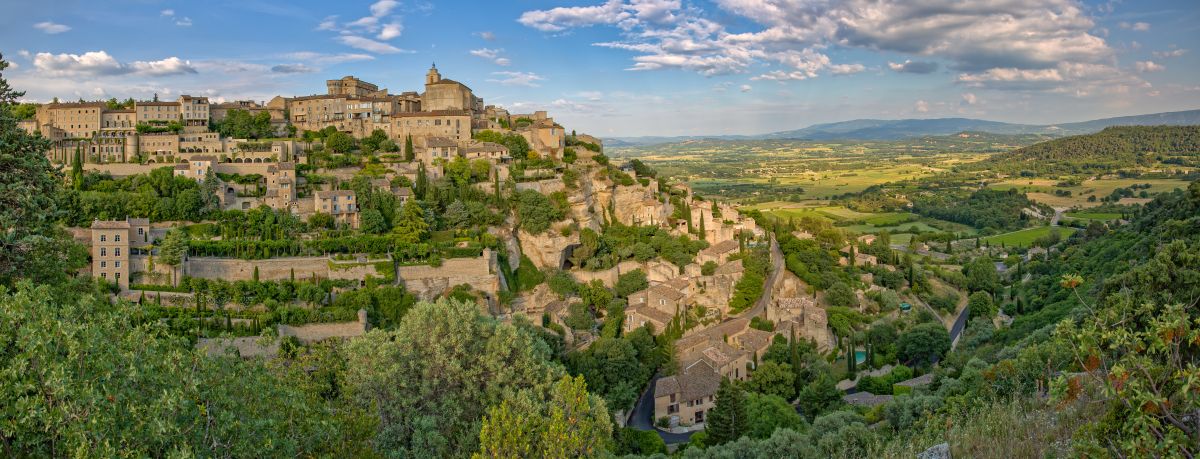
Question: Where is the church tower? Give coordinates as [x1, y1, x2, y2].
[426, 63, 441, 85]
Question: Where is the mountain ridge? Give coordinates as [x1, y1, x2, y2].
[606, 109, 1200, 146]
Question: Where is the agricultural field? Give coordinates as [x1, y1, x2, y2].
[982, 226, 1077, 248]
[989, 177, 1192, 208]
[1064, 211, 1123, 221]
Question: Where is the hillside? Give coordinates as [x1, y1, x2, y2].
[606, 109, 1200, 145]
[973, 125, 1200, 174]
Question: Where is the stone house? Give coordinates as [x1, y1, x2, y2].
[769, 296, 833, 352]
[314, 190, 360, 229]
[90, 217, 152, 289]
[697, 239, 740, 266]
[654, 318, 773, 426]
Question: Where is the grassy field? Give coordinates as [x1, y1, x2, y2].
[983, 226, 1077, 248]
[990, 177, 1191, 208]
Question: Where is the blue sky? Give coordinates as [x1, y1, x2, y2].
[2, 0, 1198, 136]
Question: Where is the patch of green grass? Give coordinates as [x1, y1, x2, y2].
[983, 226, 1076, 248]
[863, 212, 918, 226]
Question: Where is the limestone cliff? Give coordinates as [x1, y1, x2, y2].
[518, 227, 579, 270]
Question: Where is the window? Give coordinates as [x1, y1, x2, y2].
[115, 261, 121, 268]
[100, 235, 107, 242]
[100, 261, 106, 268]
[114, 248, 121, 257]
[100, 248, 107, 257]
[114, 234, 121, 242]
[115, 273, 120, 281]
[101, 273, 106, 279]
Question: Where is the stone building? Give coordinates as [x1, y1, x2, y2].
[314, 190, 360, 229]
[421, 64, 480, 112]
[654, 318, 773, 426]
[90, 218, 151, 289]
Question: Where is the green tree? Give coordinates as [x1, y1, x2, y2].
[614, 269, 649, 298]
[325, 131, 355, 154]
[967, 290, 996, 319]
[71, 144, 83, 189]
[744, 361, 796, 400]
[516, 189, 565, 234]
[476, 375, 612, 458]
[797, 375, 842, 420]
[404, 134, 414, 161]
[392, 199, 429, 244]
[157, 229, 188, 287]
[963, 256, 1000, 294]
[345, 299, 563, 457]
[745, 393, 807, 439]
[897, 322, 950, 367]
[0, 282, 352, 457]
[706, 379, 750, 445]
[826, 281, 856, 308]
[0, 54, 83, 286]
[415, 161, 428, 199]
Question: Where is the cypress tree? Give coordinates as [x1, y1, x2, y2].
[72, 144, 83, 190]
[415, 162, 428, 199]
[404, 134, 414, 161]
[706, 379, 748, 445]
[699, 210, 706, 241]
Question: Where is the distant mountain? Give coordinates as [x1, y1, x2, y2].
[605, 109, 1200, 145]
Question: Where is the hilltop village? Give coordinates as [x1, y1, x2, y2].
[22, 58, 1195, 456]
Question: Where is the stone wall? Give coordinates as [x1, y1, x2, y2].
[84, 162, 279, 178]
[571, 260, 683, 288]
[515, 177, 565, 195]
[184, 256, 330, 282]
[398, 253, 497, 301]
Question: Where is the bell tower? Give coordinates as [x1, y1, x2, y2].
[426, 63, 441, 85]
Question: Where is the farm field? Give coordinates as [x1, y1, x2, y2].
[990, 177, 1192, 208]
[982, 226, 1077, 248]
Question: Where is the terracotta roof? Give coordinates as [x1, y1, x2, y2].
[392, 110, 471, 118]
[895, 373, 934, 388]
[91, 220, 131, 229]
[677, 359, 721, 402]
[654, 376, 681, 398]
[843, 392, 894, 407]
[315, 190, 356, 199]
[137, 101, 178, 107]
[465, 141, 507, 152]
[701, 239, 740, 256]
[188, 155, 218, 162]
[628, 305, 674, 326]
[776, 296, 815, 310]
[734, 328, 774, 354]
[713, 259, 744, 276]
[424, 136, 458, 148]
[46, 102, 106, 109]
[648, 284, 685, 302]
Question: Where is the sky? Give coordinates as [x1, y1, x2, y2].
[2, 0, 1198, 137]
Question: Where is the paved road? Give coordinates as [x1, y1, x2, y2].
[739, 234, 783, 320]
[949, 304, 971, 349]
[628, 374, 695, 444]
[1050, 207, 1066, 226]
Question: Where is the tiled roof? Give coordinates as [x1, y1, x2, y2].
[424, 136, 458, 148]
[677, 359, 721, 402]
[90, 220, 131, 229]
[392, 110, 471, 117]
[654, 376, 681, 398]
[713, 259, 744, 276]
[649, 284, 685, 302]
[895, 373, 934, 388]
[701, 239, 740, 256]
[628, 305, 674, 326]
[776, 297, 815, 310]
[315, 190, 356, 199]
[843, 392, 894, 407]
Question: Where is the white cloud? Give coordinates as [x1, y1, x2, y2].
[369, 0, 399, 18]
[739, 84, 752, 93]
[887, 60, 938, 74]
[161, 9, 175, 16]
[477, 31, 496, 41]
[317, 16, 338, 31]
[470, 48, 511, 66]
[378, 22, 403, 40]
[1153, 48, 1187, 59]
[323, 1, 410, 54]
[829, 63, 866, 75]
[33, 51, 198, 77]
[33, 21, 70, 34]
[271, 64, 317, 74]
[280, 52, 375, 65]
[961, 92, 977, 105]
[1119, 21, 1150, 31]
[18, 50, 31, 59]
[336, 36, 406, 54]
[487, 71, 545, 87]
[915, 100, 929, 113]
[1135, 61, 1164, 73]
[176, 17, 193, 27]
[519, 0, 1121, 92]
